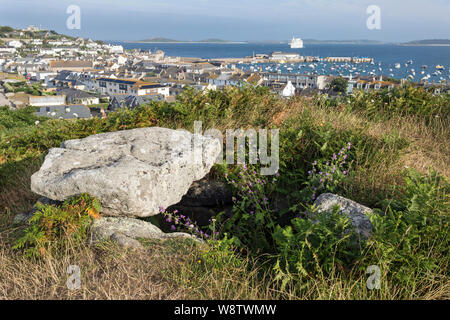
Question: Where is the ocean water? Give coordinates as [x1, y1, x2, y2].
[112, 42, 450, 82]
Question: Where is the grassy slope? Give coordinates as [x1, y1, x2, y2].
[0, 85, 449, 299]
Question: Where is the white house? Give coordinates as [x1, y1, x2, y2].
[29, 95, 66, 107]
[94, 77, 170, 97]
[109, 45, 124, 54]
[7, 40, 23, 48]
[282, 81, 296, 97]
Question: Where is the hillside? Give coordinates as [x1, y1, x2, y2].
[0, 85, 449, 299]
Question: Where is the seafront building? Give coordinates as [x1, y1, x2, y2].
[0, 26, 448, 117]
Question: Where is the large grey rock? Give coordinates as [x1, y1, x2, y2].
[313, 193, 374, 238]
[90, 217, 196, 243]
[30, 127, 222, 217]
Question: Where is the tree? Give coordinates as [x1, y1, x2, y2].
[328, 77, 349, 94]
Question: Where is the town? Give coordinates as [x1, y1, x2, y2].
[0, 25, 448, 119]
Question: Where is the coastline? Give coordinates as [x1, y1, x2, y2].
[397, 44, 450, 47]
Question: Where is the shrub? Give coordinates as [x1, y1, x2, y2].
[13, 194, 101, 258]
[216, 164, 278, 252]
[362, 169, 449, 290]
[273, 205, 361, 279]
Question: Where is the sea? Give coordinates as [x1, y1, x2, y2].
[111, 42, 450, 82]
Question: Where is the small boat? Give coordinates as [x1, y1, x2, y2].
[395, 63, 401, 69]
[436, 65, 444, 70]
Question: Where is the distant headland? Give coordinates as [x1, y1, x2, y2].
[398, 39, 450, 46]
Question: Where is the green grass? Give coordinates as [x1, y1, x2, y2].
[0, 85, 449, 299]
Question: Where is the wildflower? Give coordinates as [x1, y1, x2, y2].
[250, 211, 254, 215]
[343, 170, 348, 175]
[170, 225, 176, 231]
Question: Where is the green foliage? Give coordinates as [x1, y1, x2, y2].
[217, 164, 278, 252]
[13, 194, 101, 258]
[348, 84, 450, 121]
[0, 106, 45, 131]
[0, 85, 448, 298]
[328, 77, 349, 94]
[200, 235, 243, 271]
[363, 169, 449, 289]
[300, 142, 353, 202]
[0, 26, 14, 33]
[273, 205, 361, 277]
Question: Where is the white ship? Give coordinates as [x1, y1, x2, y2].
[289, 37, 304, 49]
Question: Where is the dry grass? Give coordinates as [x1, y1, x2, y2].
[0, 92, 448, 300]
[0, 214, 277, 300]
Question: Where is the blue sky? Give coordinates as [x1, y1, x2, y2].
[0, 0, 449, 41]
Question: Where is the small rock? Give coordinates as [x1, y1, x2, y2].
[12, 213, 32, 225]
[90, 217, 198, 243]
[12, 197, 62, 225]
[110, 232, 143, 249]
[313, 193, 374, 238]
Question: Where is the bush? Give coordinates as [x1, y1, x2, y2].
[273, 205, 361, 278]
[363, 169, 449, 290]
[13, 194, 101, 258]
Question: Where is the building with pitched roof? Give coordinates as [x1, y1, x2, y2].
[93, 77, 170, 97]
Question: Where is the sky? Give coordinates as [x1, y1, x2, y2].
[0, 0, 449, 42]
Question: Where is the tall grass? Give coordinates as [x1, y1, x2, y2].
[0, 85, 448, 299]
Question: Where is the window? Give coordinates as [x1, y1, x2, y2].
[119, 84, 127, 91]
[99, 81, 106, 88]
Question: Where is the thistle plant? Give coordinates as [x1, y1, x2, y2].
[218, 163, 278, 251]
[158, 206, 212, 239]
[303, 142, 352, 202]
